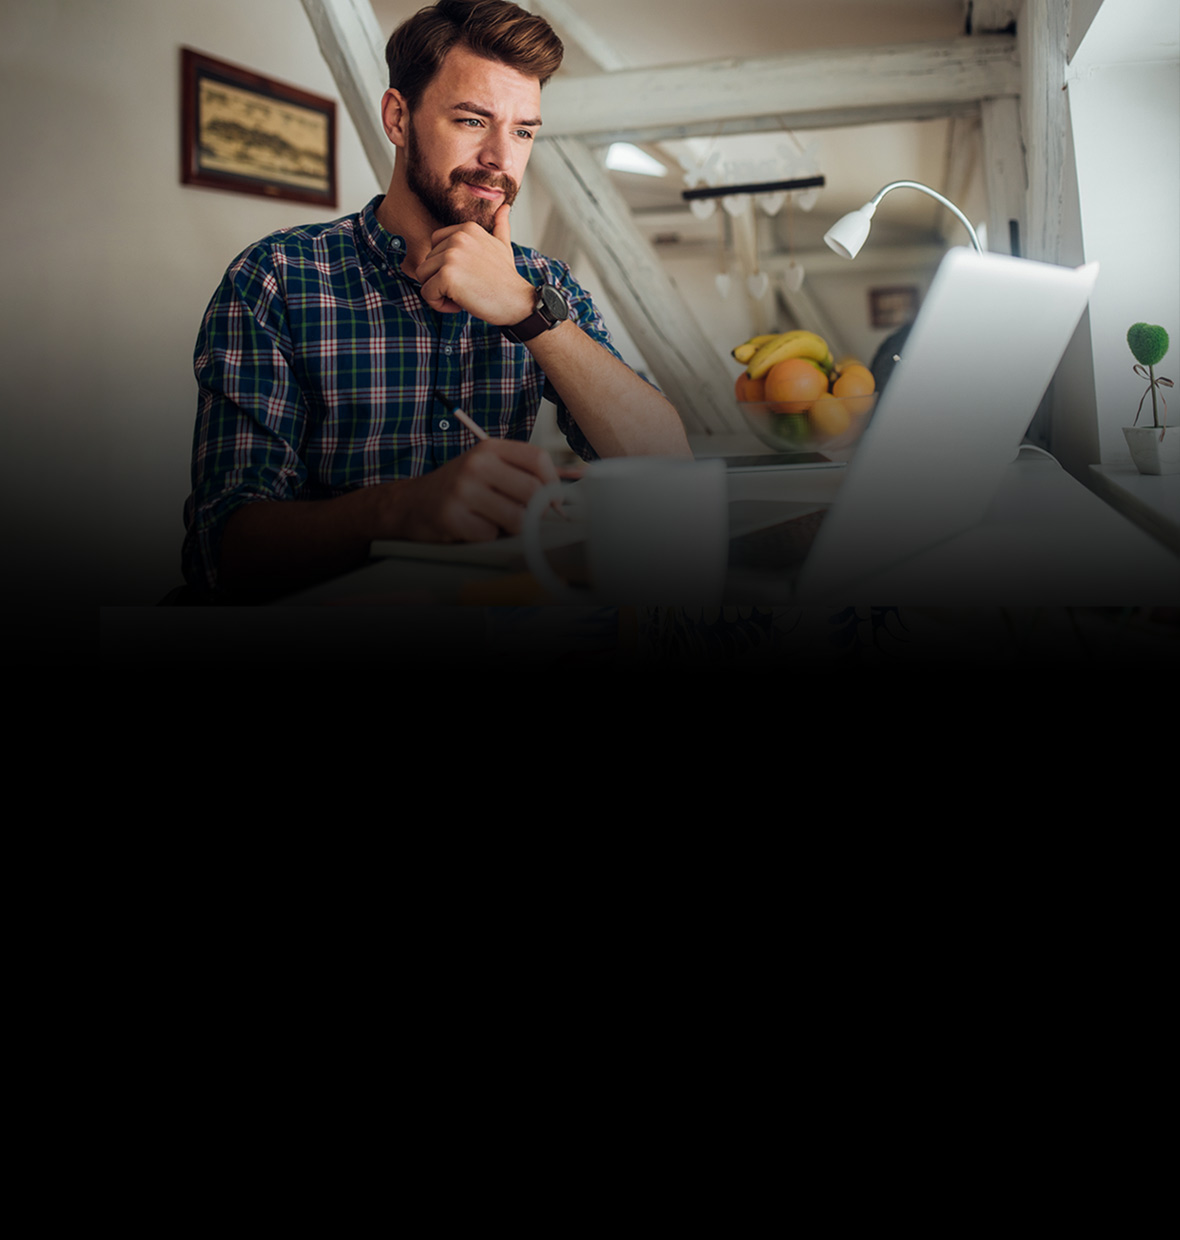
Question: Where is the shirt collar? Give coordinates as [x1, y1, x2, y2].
[358, 195, 407, 271]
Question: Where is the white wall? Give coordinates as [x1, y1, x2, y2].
[0, 0, 379, 606]
[1066, 0, 1180, 464]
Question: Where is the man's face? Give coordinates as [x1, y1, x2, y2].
[397, 45, 542, 231]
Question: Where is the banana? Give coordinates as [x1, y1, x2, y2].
[733, 329, 808, 365]
[731, 334, 780, 364]
[746, 330, 831, 380]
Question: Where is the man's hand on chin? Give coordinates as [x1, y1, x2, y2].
[416, 203, 536, 325]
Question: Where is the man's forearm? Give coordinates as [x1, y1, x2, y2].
[217, 437, 564, 599]
[219, 487, 390, 600]
[524, 320, 691, 458]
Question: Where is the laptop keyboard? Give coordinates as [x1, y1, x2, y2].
[729, 509, 828, 570]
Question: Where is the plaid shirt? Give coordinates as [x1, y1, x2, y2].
[183, 195, 621, 593]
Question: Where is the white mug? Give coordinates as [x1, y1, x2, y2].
[523, 457, 728, 606]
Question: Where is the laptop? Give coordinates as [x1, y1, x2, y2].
[722, 247, 1099, 603]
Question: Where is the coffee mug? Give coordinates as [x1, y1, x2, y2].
[522, 457, 728, 605]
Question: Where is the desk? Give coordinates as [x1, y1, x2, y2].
[1088, 464, 1180, 557]
[286, 453, 1180, 609]
[100, 453, 1180, 671]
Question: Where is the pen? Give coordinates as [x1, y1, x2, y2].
[436, 391, 491, 444]
[434, 390, 571, 519]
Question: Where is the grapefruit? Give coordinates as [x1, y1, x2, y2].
[764, 357, 827, 414]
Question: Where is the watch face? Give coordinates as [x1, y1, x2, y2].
[538, 283, 569, 323]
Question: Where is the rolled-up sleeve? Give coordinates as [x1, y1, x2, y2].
[182, 247, 308, 594]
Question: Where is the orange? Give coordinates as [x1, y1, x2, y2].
[832, 364, 874, 394]
[832, 365, 875, 416]
[809, 394, 851, 439]
[735, 372, 766, 404]
[764, 358, 828, 413]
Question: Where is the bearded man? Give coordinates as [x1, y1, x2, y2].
[182, 0, 689, 601]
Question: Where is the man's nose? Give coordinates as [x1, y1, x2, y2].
[478, 127, 511, 170]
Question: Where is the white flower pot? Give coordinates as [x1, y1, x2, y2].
[1123, 425, 1180, 475]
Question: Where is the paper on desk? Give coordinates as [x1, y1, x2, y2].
[371, 513, 585, 568]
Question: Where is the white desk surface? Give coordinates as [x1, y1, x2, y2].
[821, 455, 1179, 607]
[285, 453, 1180, 608]
[1088, 464, 1180, 557]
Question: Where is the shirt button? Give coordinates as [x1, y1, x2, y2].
[439, 419, 450, 430]
[443, 345, 453, 356]
[392, 238, 402, 249]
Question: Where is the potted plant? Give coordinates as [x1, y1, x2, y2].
[1123, 322, 1177, 474]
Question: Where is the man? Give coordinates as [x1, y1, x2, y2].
[183, 0, 690, 601]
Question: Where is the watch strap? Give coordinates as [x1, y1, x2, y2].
[502, 283, 568, 343]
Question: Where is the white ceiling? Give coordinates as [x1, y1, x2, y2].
[368, 0, 990, 249]
[539, 0, 967, 69]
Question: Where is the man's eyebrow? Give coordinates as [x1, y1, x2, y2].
[451, 101, 542, 127]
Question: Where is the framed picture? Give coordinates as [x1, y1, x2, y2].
[181, 48, 337, 208]
[869, 285, 919, 330]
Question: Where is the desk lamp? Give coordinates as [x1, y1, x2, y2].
[824, 180, 983, 258]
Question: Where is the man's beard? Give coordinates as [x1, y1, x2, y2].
[403, 121, 518, 231]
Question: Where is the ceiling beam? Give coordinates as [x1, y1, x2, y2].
[531, 137, 743, 437]
[980, 95, 1026, 255]
[1019, 0, 1070, 263]
[532, 1, 628, 71]
[578, 100, 984, 148]
[301, 0, 393, 187]
[538, 35, 1019, 141]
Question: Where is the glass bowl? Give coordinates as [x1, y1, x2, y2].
[737, 393, 878, 455]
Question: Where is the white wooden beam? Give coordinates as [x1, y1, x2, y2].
[300, 0, 393, 187]
[539, 209, 581, 266]
[531, 137, 743, 436]
[590, 101, 985, 147]
[979, 95, 1026, 254]
[532, 1, 628, 71]
[1019, 0, 1070, 263]
[538, 36, 1019, 141]
[530, 1, 634, 270]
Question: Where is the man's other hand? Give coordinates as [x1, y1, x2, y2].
[378, 437, 561, 542]
[416, 204, 535, 325]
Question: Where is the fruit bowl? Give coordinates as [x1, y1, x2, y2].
[737, 393, 878, 455]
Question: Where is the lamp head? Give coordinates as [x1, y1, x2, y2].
[823, 204, 877, 259]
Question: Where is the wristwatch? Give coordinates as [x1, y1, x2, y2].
[502, 282, 569, 343]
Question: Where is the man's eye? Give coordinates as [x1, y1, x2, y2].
[515, 130, 535, 140]
[460, 117, 483, 127]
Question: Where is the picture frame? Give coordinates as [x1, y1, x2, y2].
[869, 285, 919, 330]
[181, 47, 337, 208]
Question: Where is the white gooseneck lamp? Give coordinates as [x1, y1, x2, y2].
[824, 180, 983, 258]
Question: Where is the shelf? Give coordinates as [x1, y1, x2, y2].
[1088, 464, 1180, 556]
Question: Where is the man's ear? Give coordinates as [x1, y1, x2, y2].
[381, 88, 408, 147]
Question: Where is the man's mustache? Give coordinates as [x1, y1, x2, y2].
[450, 168, 518, 204]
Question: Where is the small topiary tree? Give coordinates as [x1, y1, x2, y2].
[1127, 322, 1173, 431]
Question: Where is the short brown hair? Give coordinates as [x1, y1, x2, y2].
[386, 1, 564, 109]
